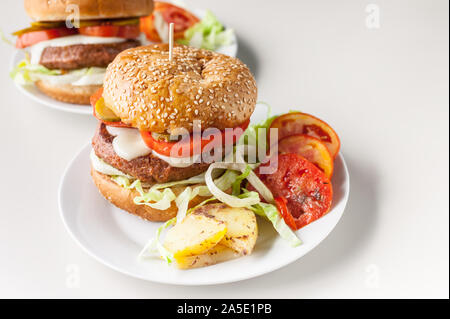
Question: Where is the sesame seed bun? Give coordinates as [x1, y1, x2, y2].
[25, 0, 154, 21]
[35, 80, 101, 105]
[102, 44, 258, 134]
[91, 168, 207, 222]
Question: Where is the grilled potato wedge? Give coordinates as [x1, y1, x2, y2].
[175, 244, 240, 269]
[193, 204, 258, 255]
[164, 213, 227, 259]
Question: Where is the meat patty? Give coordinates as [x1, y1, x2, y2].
[39, 40, 140, 70]
[92, 123, 212, 184]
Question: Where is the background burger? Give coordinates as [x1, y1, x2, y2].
[11, 0, 154, 105]
[90, 44, 257, 221]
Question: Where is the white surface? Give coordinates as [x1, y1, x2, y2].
[59, 144, 349, 285]
[0, 0, 448, 298]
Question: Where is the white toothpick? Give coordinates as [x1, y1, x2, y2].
[169, 23, 174, 61]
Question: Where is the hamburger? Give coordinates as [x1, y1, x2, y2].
[90, 44, 257, 222]
[11, 0, 154, 104]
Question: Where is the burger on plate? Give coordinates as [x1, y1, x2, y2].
[90, 44, 257, 222]
[11, 0, 154, 105]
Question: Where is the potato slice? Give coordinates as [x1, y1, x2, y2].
[164, 213, 227, 259]
[175, 244, 240, 270]
[192, 204, 258, 256]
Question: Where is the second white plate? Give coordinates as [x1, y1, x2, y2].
[10, 8, 238, 115]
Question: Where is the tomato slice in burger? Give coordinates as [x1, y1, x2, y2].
[251, 153, 333, 230]
[140, 120, 250, 158]
[270, 112, 341, 158]
[140, 2, 200, 42]
[79, 24, 140, 39]
[16, 27, 78, 49]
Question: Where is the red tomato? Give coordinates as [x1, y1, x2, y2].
[278, 134, 334, 178]
[252, 153, 333, 230]
[274, 196, 297, 231]
[79, 24, 140, 39]
[90, 88, 130, 128]
[270, 112, 341, 158]
[16, 27, 78, 49]
[140, 1, 200, 42]
[140, 120, 250, 157]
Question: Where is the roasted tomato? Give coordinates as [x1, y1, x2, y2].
[140, 120, 250, 157]
[140, 1, 200, 42]
[252, 153, 333, 230]
[274, 196, 297, 231]
[270, 112, 340, 158]
[79, 24, 140, 38]
[16, 27, 78, 49]
[278, 134, 334, 178]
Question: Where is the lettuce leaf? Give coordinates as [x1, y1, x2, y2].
[238, 102, 278, 149]
[232, 165, 252, 196]
[177, 10, 234, 51]
[138, 217, 176, 264]
[10, 58, 61, 85]
[251, 203, 302, 247]
[10, 58, 105, 86]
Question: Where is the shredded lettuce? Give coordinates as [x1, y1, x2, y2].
[110, 168, 238, 214]
[238, 102, 278, 149]
[177, 10, 234, 51]
[10, 58, 105, 86]
[110, 176, 175, 210]
[251, 203, 302, 247]
[175, 186, 193, 224]
[232, 165, 252, 196]
[10, 58, 61, 85]
[138, 217, 176, 264]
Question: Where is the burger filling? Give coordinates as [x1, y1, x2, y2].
[92, 123, 213, 184]
[90, 121, 240, 212]
[11, 19, 142, 87]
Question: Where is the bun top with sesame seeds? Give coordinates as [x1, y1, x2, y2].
[102, 44, 257, 134]
[25, 0, 154, 21]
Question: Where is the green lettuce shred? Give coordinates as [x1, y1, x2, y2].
[250, 203, 302, 247]
[10, 58, 61, 85]
[10, 58, 105, 86]
[177, 10, 234, 51]
[232, 165, 252, 196]
[138, 217, 176, 264]
[238, 102, 278, 149]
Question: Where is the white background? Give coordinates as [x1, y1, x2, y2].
[0, 0, 448, 298]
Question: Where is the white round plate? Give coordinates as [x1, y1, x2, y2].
[58, 143, 350, 285]
[10, 9, 237, 115]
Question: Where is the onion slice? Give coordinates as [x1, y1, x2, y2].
[205, 163, 260, 207]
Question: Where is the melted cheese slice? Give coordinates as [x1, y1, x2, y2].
[106, 126, 152, 161]
[106, 126, 202, 167]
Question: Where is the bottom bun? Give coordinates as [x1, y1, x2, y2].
[35, 80, 101, 105]
[91, 168, 207, 222]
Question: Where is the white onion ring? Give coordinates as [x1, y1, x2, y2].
[205, 163, 260, 208]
